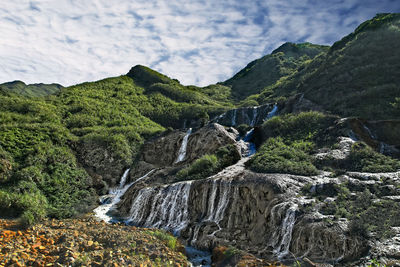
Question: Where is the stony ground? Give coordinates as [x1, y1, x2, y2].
[0, 215, 189, 266]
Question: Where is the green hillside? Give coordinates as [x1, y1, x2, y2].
[256, 13, 400, 120]
[223, 42, 329, 102]
[0, 67, 233, 225]
[0, 81, 62, 97]
[0, 13, 399, 227]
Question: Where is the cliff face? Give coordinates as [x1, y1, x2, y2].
[117, 158, 370, 263]
[141, 123, 238, 168]
[113, 118, 394, 264]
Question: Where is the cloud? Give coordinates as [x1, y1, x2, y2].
[0, 0, 398, 86]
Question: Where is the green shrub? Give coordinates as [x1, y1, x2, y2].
[247, 137, 319, 176]
[147, 230, 178, 250]
[223, 246, 240, 259]
[347, 142, 400, 172]
[176, 145, 240, 181]
[261, 111, 336, 145]
[177, 154, 218, 181]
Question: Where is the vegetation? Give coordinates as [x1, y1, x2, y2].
[257, 14, 400, 120]
[223, 42, 329, 101]
[0, 80, 62, 97]
[247, 112, 337, 176]
[146, 230, 178, 250]
[1, 14, 399, 230]
[346, 142, 400, 172]
[0, 67, 233, 224]
[247, 137, 318, 176]
[249, 110, 400, 175]
[319, 185, 400, 239]
[176, 144, 240, 181]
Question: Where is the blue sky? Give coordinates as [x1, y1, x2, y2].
[0, 1, 399, 86]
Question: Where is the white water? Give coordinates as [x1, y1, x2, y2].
[109, 168, 130, 195]
[250, 107, 258, 126]
[231, 109, 237, 126]
[237, 128, 256, 157]
[125, 181, 192, 234]
[94, 169, 154, 223]
[265, 104, 278, 120]
[175, 128, 192, 163]
[186, 246, 211, 267]
[270, 202, 298, 259]
[363, 124, 376, 139]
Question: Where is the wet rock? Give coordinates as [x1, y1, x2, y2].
[140, 123, 239, 168]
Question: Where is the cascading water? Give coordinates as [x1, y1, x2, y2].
[242, 129, 256, 156]
[363, 124, 376, 139]
[93, 169, 154, 223]
[269, 202, 298, 259]
[231, 109, 237, 126]
[175, 128, 192, 163]
[250, 107, 258, 127]
[265, 104, 278, 121]
[125, 181, 192, 234]
[109, 168, 130, 195]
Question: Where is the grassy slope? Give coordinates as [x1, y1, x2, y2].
[0, 81, 62, 97]
[223, 42, 329, 102]
[257, 13, 400, 120]
[0, 66, 233, 224]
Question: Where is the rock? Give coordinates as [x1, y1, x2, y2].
[314, 136, 355, 162]
[280, 93, 324, 114]
[140, 123, 240, 168]
[211, 104, 277, 127]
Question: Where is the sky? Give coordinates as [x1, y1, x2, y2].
[0, 1, 399, 87]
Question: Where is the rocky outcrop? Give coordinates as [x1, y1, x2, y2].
[109, 119, 399, 265]
[280, 94, 324, 114]
[347, 118, 400, 157]
[75, 140, 131, 192]
[211, 104, 277, 127]
[139, 123, 239, 168]
[117, 158, 368, 263]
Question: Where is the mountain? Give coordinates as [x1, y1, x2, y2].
[0, 13, 400, 266]
[223, 42, 329, 102]
[0, 80, 63, 97]
[256, 13, 400, 120]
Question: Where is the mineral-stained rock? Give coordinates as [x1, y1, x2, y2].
[140, 123, 240, 168]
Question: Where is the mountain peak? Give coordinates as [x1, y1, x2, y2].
[127, 65, 172, 86]
[271, 42, 329, 57]
[330, 13, 400, 52]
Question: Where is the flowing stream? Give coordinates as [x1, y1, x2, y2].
[93, 169, 154, 223]
[265, 104, 278, 120]
[92, 104, 292, 266]
[175, 128, 192, 163]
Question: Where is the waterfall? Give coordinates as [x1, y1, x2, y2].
[265, 104, 278, 121]
[175, 128, 192, 163]
[363, 124, 376, 139]
[190, 179, 232, 246]
[250, 107, 258, 127]
[231, 109, 237, 126]
[94, 169, 154, 223]
[125, 181, 192, 234]
[269, 202, 298, 259]
[119, 169, 130, 187]
[109, 168, 130, 195]
[238, 129, 256, 157]
[206, 179, 232, 223]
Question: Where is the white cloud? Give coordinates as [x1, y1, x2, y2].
[0, 0, 398, 86]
